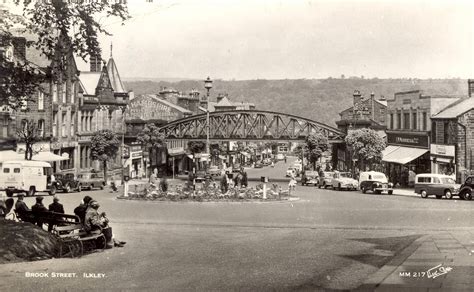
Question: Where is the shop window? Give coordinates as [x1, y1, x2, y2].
[403, 113, 410, 129]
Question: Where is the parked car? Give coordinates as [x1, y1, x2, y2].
[292, 163, 302, 176]
[208, 165, 222, 176]
[301, 170, 319, 186]
[414, 173, 460, 199]
[262, 158, 272, 166]
[275, 153, 285, 161]
[331, 171, 358, 191]
[54, 173, 82, 193]
[77, 173, 106, 190]
[254, 162, 263, 168]
[359, 171, 393, 194]
[457, 175, 474, 200]
[286, 167, 297, 177]
[318, 171, 334, 188]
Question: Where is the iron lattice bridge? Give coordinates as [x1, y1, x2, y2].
[159, 110, 345, 142]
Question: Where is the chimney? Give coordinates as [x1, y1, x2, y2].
[216, 93, 225, 103]
[469, 79, 474, 97]
[353, 90, 363, 105]
[89, 54, 101, 72]
[12, 37, 26, 59]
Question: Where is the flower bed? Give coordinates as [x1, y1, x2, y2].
[118, 183, 295, 202]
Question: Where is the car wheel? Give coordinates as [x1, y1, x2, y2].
[6, 190, 13, 197]
[100, 184, 104, 190]
[421, 190, 428, 198]
[464, 191, 472, 200]
[388, 190, 393, 195]
[338, 184, 341, 191]
[361, 186, 366, 194]
[444, 190, 453, 200]
[49, 185, 57, 196]
[64, 184, 71, 193]
[435, 195, 442, 199]
[27, 186, 35, 197]
[323, 183, 326, 189]
[77, 184, 82, 192]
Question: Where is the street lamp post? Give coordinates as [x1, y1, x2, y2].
[204, 76, 213, 168]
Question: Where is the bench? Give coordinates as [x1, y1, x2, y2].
[52, 224, 106, 257]
[16, 211, 80, 231]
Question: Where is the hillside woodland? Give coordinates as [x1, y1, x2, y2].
[124, 78, 468, 127]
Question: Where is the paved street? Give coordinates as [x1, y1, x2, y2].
[1, 159, 472, 291]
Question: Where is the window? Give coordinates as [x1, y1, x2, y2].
[52, 83, 58, 103]
[81, 114, 85, 132]
[422, 112, 427, 130]
[412, 113, 417, 130]
[62, 112, 67, 137]
[397, 113, 401, 129]
[52, 112, 57, 137]
[417, 177, 431, 183]
[38, 119, 44, 137]
[71, 112, 75, 136]
[62, 83, 66, 103]
[433, 177, 440, 184]
[403, 113, 410, 129]
[389, 114, 394, 129]
[3, 168, 10, 173]
[14, 168, 20, 173]
[71, 82, 75, 104]
[38, 91, 44, 110]
[432, 121, 437, 142]
[444, 122, 449, 144]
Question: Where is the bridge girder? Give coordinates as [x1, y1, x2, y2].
[159, 110, 345, 143]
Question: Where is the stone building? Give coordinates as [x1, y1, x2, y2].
[77, 51, 130, 174]
[383, 90, 461, 186]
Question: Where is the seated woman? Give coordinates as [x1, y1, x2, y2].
[84, 200, 126, 248]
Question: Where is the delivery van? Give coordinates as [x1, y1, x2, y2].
[0, 160, 56, 197]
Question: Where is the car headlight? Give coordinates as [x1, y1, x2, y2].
[388, 183, 393, 188]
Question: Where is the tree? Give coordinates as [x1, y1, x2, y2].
[16, 119, 40, 160]
[90, 130, 120, 183]
[305, 132, 329, 170]
[1, 1, 130, 107]
[188, 141, 206, 155]
[345, 128, 386, 171]
[137, 123, 165, 150]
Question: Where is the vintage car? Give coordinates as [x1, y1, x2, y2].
[359, 171, 393, 194]
[301, 170, 319, 186]
[331, 171, 358, 191]
[77, 173, 106, 190]
[458, 175, 474, 200]
[414, 173, 461, 199]
[318, 171, 334, 188]
[254, 162, 263, 168]
[208, 165, 222, 176]
[54, 173, 82, 193]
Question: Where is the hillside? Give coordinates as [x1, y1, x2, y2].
[123, 78, 468, 127]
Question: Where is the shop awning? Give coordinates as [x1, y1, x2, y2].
[382, 146, 428, 165]
[32, 151, 68, 162]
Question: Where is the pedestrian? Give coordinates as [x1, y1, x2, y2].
[74, 195, 93, 223]
[284, 155, 287, 164]
[159, 176, 169, 192]
[288, 173, 297, 192]
[149, 168, 158, 189]
[221, 172, 229, 194]
[241, 171, 248, 188]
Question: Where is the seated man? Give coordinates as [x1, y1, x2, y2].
[15, 194, 35, 223]
[31, 196, 48, 228]
[84, 200, 125, 248]
[48, 196, 65, 232]
[74, 195, 93, 223]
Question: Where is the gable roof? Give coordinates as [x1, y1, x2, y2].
[432, 98, 474, 119]
[214, 96, 234, 107]
[106, 57, 127, 93]
[79, 72, 101, 95]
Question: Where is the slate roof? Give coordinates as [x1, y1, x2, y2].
[432, 98, 474, 119]
[106, 57, 127, 93]
[79, 72, 101, 95]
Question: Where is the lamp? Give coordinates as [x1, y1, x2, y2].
[204, 76, 212, 168]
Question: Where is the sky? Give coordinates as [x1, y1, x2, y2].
[10, 0, 474, 80]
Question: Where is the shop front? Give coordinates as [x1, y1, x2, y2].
[430, 144, 455, 178]
[383, 131, 431, 187]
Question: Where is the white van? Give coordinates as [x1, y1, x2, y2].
[0, 160, 56, 197]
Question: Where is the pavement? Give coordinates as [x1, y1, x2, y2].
[358, 231, 474, 291]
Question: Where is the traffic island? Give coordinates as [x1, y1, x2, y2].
[117, 183, 299, 202]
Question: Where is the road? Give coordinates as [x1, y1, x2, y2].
[0, 159, 472, 291]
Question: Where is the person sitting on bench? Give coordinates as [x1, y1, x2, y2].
[31, 196, 48, 228]
[15, 194, 34, 223]
[74, 195, 93, 223]
[84, 200, 125, 248]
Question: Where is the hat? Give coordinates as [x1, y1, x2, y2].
[89, 200, 100, 208]
[17, 194, 24, 198]
[83, 196, 93, 204]
[36, 196, 44, 202]
[53, 196, 59, 202]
